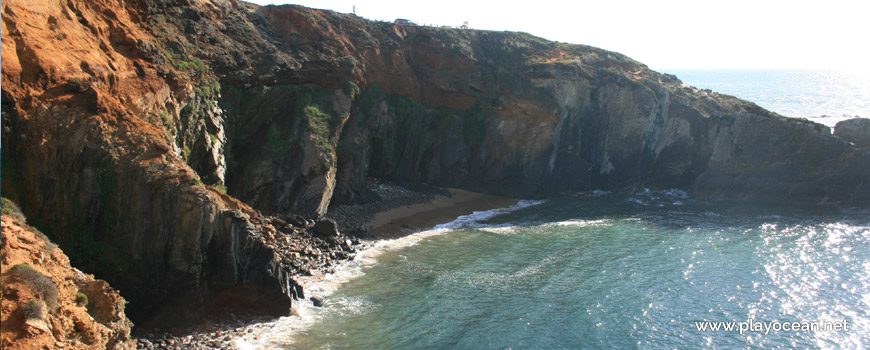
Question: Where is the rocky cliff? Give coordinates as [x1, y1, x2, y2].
[0, 0, 356, 330]
[125, 1, 868, 208]
[2, 0, 868, 331]
[1, 202, 135, 349]
[835, 118, 870, 149]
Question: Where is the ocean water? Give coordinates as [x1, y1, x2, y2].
[665, 69, 870, 127]
[237, 192, 870, 349]
[232, 69, 870, 349]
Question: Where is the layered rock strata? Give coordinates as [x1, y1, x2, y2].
[2, 0, 868, 331]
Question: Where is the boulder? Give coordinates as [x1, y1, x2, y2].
[312, 219, 341, 238]
[310, 296, 325, 307]
[834, 118, 870, 148]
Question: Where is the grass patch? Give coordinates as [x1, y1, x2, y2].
[175, 57, 208, 74]
[158, 110, 171, 127]
[304, 106, 333, 153]
[195, 77, 221, 101]
[1, 197, 26, 222]
[210, 183, 227, 194]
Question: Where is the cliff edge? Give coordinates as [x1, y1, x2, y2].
[1, 0, 357, 330]
[2, 0, 868, 331]
[1, 200, 135, 349]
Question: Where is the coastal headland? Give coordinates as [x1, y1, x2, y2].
[1, 0, 868, 346]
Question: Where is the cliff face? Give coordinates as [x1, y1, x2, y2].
[206, 4, 868, 206]
[2, 0, 868, 330]
[130, 1, 869, 211]
[0, 0, 356, 329]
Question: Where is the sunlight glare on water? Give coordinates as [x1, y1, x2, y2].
[236, 192, 870, 349]
[666, 69, 870, 127]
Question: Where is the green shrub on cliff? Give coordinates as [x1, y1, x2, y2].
[304, 106, 333, 153]
[195, 77, 221, 101]
[11, 263, 34, 271]
[1, 197, 26, 222]
[210, 183, 228, 194]
[158, 110, 171, 126]
[175, 57, 209, 75]
[1, 197, 16, 215]
[11, 264, 59, 312]
[75, 292, 89, 307]
[22, 300, 47, 321]
[345, 81, 360, 101]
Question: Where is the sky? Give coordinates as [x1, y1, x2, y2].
[245, 0, 870, 72]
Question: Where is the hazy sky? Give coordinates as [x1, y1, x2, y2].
[245, 0, 869, 71]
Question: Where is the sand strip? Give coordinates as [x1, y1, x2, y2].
[365, 188, 518, 238]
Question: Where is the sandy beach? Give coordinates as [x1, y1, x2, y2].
[364, 188, 519, 238]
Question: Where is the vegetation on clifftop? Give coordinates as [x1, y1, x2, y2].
[10, 264, 59, 312]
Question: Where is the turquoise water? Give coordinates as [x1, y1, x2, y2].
[228, 69, 870, 349]
[243, 192, 870, 349]
[665, 69, 870, 127]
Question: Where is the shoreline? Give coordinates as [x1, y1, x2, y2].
[363, 188, 519, 239]
[239, 187, 525, 348]
[295, 186, 524, 299]
[137, 184, 522, 349]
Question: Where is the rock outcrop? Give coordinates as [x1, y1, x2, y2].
[127, 1, 870, 208]
[1, 207, 135, 349]
[2, 0, 868, 334]
[0, 0, 355, 330]
[210, 4, 869, 206]
[835, 117, 870, 149]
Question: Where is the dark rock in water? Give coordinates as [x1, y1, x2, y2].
[835, 118, 870, 148]
[4, 0, 870, 338]
[311, 296, 325, 307]
[313, 219, 341, 238]
[291, 283, 305, 300]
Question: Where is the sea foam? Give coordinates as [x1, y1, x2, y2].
[231, 199, 545, 348]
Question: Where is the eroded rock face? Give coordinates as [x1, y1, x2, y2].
[208, 4, 870, 206]
[1, 214, 136, 349]
[133, 1, 870, 207]
[219, 85, 352, 217]
[835, 118, 870, 149]
[0, 0, 339, 329]
[2, 0, 869, 332]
